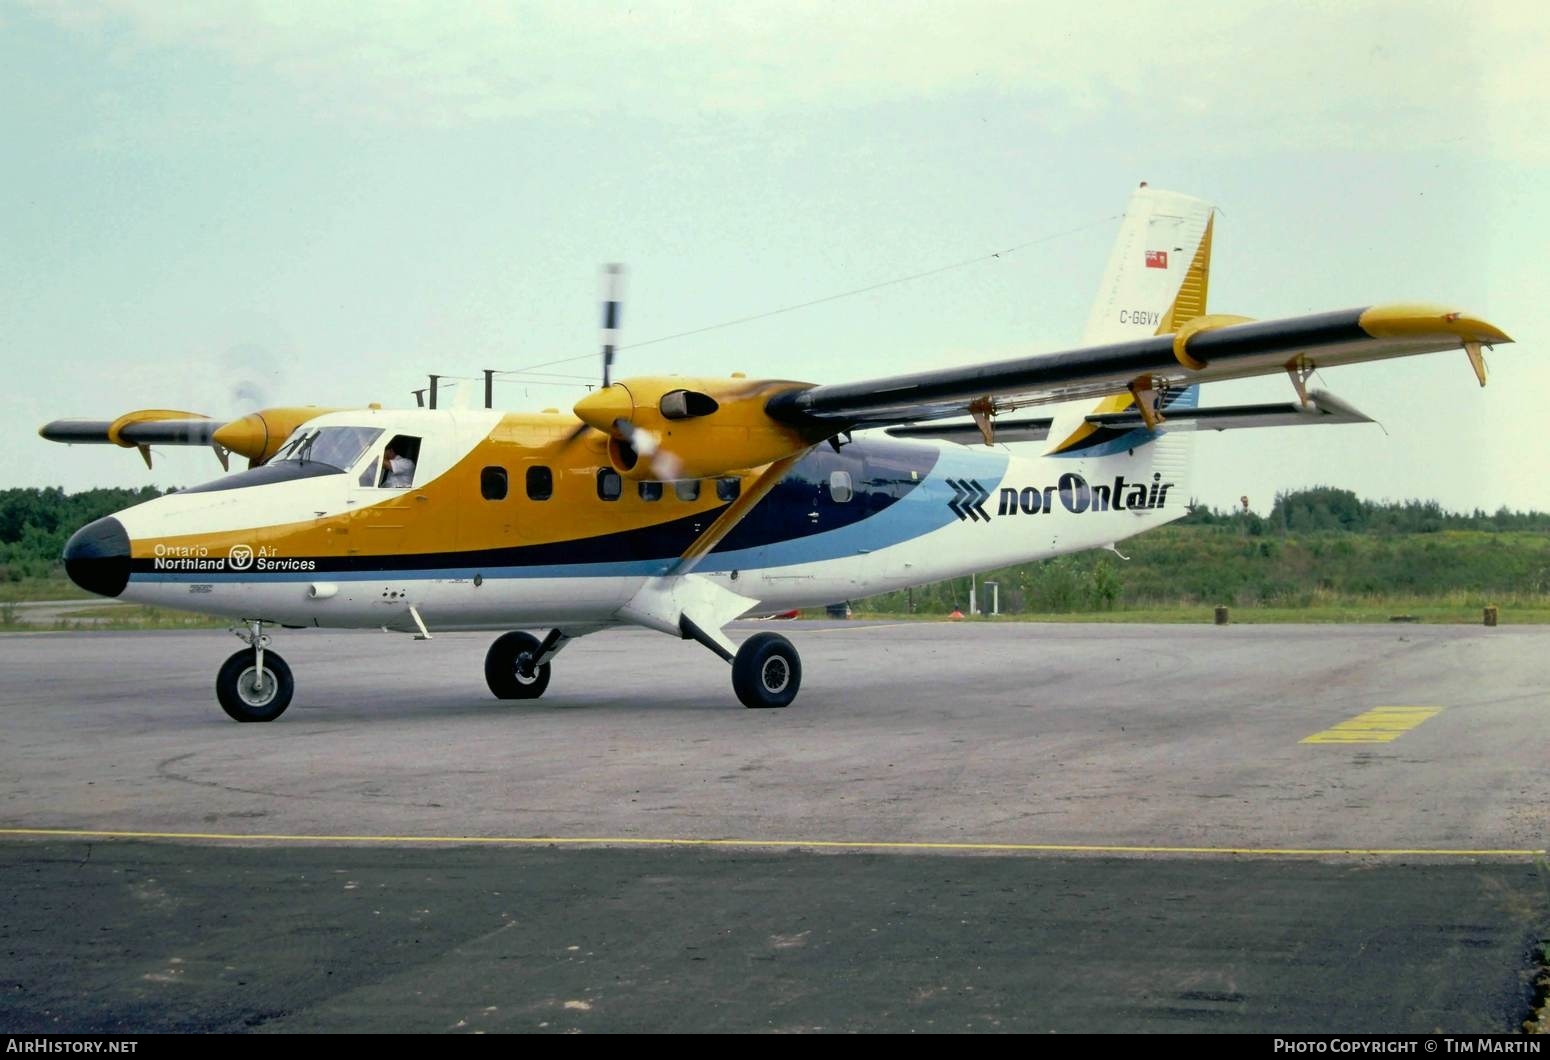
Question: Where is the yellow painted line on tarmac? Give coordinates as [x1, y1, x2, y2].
[1302, 706, 1442, 745]
[0, 827, 1541, 858]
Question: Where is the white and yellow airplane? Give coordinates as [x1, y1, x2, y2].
[41, 186, 1511, 721]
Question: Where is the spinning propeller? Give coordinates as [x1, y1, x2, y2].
[565, 263, 699, 480]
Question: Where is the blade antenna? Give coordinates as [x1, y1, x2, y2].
[600, 263, 625, 388]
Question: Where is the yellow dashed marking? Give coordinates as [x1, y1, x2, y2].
[1302, 706, 1442, 745]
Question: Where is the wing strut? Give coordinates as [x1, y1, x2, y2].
[1286, 357, 1314, 405]
[615, 450, 813, 662]
[667, 451, 810, 577]
[1127, 376, 1166, 429]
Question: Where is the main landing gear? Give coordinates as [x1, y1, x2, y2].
[484, 630, 555, 700]
[731, 632, 801, 709]
[217, 621, 294, 723]
[481, 627, 803, 709]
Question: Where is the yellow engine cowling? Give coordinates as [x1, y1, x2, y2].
[212, 406, 347, 465]
[573, 377, 821, 480]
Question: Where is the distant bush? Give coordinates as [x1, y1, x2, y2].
[861, 490, 1550, 615]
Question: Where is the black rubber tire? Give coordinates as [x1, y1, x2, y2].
[732, 632, 802, 709]
[216, 649, 295, 723]
[485, 631, 552, 700]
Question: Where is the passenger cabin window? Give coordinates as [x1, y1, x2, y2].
[716, 477, 741, 502]
[597, 468, 622, 501]
[638, 481, 663, 502]
[526, 466, 553, 501]
[674, 479, 701, 502]
[481, 467, 508, 501]
[379, 434, 421, 488]
[829, 470, 853, 503]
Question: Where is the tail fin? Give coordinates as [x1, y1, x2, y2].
[1048, 185, 1216, 458]
[1080, 183, 1215, 345]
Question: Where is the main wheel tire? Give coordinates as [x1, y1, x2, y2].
[485, 631, 552, 700]
[216, 649, 295, 723]
[732, 632, 802, 709]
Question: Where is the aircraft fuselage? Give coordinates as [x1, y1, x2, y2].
[66, 407, 1186, 633]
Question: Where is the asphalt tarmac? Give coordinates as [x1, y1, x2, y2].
[1, 622, 1546, 1032]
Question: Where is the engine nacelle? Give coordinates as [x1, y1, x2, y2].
[573, 376, 821, 480]
[212, 406, 347, 465]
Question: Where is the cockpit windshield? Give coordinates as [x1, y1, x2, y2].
[271, 426, 383, 471]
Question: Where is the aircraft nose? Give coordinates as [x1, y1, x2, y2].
[63, 516, 130, 598]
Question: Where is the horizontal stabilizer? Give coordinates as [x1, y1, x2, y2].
[1085, 388, 1373, 432]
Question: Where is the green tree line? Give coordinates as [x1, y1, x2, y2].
[863, 487, 1550, 614]
[0, 486, 167, 581]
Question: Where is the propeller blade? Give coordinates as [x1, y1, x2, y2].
[611, 417, 659, 457]
[600, 263, 625, 388]
[650, 450, 684, 481]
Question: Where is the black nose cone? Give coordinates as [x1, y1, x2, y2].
[63, 516, 130, 598]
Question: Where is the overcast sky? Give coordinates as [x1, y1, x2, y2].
[3, 1, 1545, 514]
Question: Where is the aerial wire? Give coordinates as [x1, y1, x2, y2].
[488, 212, 1120, 381]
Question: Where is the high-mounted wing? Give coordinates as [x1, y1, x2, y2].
[766, 304, 1509, 433]
[39, 410, 226, 469]
[40, 406, 347, 469]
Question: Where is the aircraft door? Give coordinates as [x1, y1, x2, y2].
[348, 431, 430, 560]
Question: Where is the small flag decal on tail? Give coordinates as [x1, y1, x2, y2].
[1145, 250, 1168, 269]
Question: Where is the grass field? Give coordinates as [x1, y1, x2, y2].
[849, 601, 1548, 624]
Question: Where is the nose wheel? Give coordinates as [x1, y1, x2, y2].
[216, 632, 294, 722]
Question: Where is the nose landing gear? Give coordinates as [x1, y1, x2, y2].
[217, 621, 294, 722]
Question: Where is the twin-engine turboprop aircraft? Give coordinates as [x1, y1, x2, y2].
[42, 186, 1512, 721]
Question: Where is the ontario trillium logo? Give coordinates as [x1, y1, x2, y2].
[227, 544, 255, 570]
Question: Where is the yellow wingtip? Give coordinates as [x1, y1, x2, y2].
[1358, 304, 1512, 345]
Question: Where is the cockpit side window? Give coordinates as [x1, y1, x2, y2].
[379, 435, 421, 488]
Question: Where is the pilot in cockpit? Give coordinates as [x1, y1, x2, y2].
[381, 442, 416, 488]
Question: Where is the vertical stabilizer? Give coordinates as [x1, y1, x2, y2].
[1079, 184, 1216, 345]
[1047, 185, 1216, 460]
